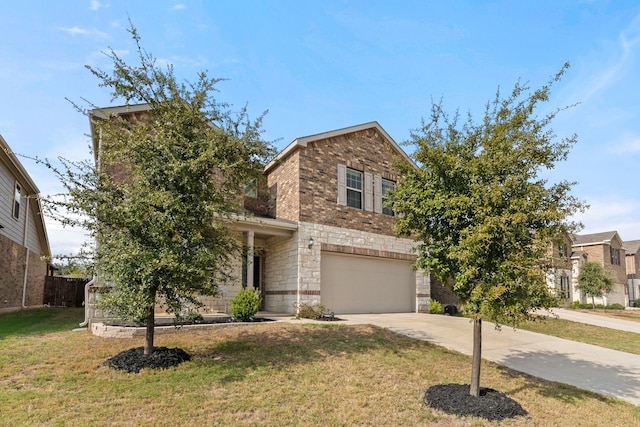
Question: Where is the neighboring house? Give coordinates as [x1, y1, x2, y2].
[571, 231, 627, 306]
[546, 235, 573, 301]
[86, 105, 430, 323]
[0, 135, 51, 313]
[624, 239, 640, 306]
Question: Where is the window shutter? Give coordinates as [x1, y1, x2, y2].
[364, 172, 373, 212]
[337, 164, 347, 206]
[374, 174, 382, 213]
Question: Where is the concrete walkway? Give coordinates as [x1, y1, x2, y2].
[333, 312, 640, 406]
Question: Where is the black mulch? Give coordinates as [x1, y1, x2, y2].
[424, 384, 528, 422]
[104, 347, 191, 373]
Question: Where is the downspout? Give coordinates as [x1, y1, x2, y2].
[21, 197, 30, 309]
[78, 276, 97, 327]
[78, 122, 101, 327]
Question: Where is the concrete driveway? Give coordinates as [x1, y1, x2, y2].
[334, 312, 640, 406]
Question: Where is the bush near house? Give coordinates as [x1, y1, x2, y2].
[568, 301, 625, 310]
[230, 289, 261, 321]
[429, 300, 444, 314]
[294, 302, 327, 319]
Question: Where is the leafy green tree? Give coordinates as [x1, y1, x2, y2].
[40, 25, 273, 355]
[576, 262, 614, 309]
[391, 64, 585, 397]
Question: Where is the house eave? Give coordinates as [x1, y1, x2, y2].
[226, 214, 298, 238]
[264, 121, 416, 173]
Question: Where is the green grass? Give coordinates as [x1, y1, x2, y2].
[519, 315, 640, 355]
[0, 307, 84, 339]
[1, 309, 639, 426]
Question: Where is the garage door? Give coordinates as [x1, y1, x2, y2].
[320, 252, 415, 314]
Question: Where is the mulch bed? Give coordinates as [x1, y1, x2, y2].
[424, 384, 528, 422]
[104, 347, 191, 373]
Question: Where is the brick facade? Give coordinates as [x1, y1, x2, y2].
[0, 233, 47, 313]
[269, 128, 398, 236]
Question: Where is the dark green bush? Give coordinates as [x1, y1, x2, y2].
[231, 288, 261, 321]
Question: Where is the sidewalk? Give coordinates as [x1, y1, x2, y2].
[335, 312, 640, 406]
[539, 308, 640, 333]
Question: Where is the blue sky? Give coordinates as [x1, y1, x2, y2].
[1, 0, 639, 257]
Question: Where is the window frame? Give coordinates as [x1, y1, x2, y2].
[244, 177, 258, 198]
[12, 182, 21, 220]
[610, 247, 621, 266]
[346, 168, 363, 209]
[381, 178, 395, 216]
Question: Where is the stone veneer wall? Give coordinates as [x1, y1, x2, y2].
[262, 234, 300, 313]
[262, 221, 430, 315]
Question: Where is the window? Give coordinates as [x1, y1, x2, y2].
[12, 183, 21, 220]
[559, 276, 570, 299]
[558, 244, 568, 258]
[610, 247, 621, 266]
[346, 169, 362, 209]
[381, 179, 395, 216]
[244, 178, 257, 198]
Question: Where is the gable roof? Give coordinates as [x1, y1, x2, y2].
[572, 231, 621, 247]
[89, 103, 153, 163]
[624, 240, 640, 255]
[264, 121, 415, 173]
[0, 135, 51, 258]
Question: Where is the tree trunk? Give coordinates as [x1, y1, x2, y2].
[470, 314, 482, 397]
[144, 304, 155, 355]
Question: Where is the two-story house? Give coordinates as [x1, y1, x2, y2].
[0, 135, 51, 313]
[571, 231, 627, 306]
[624, 239, 640, 306]
[546, 235, 574, 301]
[86, 105, 430, 323]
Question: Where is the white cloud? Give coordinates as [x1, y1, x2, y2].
[58, 26, 111, 40]
[172, 4, 187, 11]
[89, 0, 109, 11]
[573, 197, 640, 241]
[59, 26, 88, 36]
[612, 132, 640, 153]
[45, 220, 92, 260]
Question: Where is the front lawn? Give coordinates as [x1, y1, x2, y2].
[1, 309, 639, 426]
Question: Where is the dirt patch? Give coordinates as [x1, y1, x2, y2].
[424, 384, 528, 422]
[104, 346, 191, 373]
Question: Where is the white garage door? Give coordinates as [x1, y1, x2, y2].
[320, 252, 415, 314]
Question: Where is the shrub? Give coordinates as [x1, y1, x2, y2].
[568, 301, 626, 310]
[231, 288, 261, 321]
[429, 300, 443, 314]
[294, 302, 326, 319]
[635, 298, 640, 307]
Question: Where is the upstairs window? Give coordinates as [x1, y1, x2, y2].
[346, 169, 362, 209]
[12, 182, 21, 220]
[611, 247, 621, 266]
[244, 178, 257, 198]
[381, 179, 395, 216]
[558, 244, 568, 258]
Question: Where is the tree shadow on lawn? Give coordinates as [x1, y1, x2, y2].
[498, 349, 640, 405]
[185, 323, 428, 382]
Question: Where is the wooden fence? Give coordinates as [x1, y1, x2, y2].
[43, 276, 89, 307]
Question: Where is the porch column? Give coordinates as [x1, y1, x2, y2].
[247, 231, 254, 289]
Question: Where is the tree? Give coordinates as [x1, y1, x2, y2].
[390, 64, 585, 397]
[40, 25, 273, 355]
[576, 262, 614, 308]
